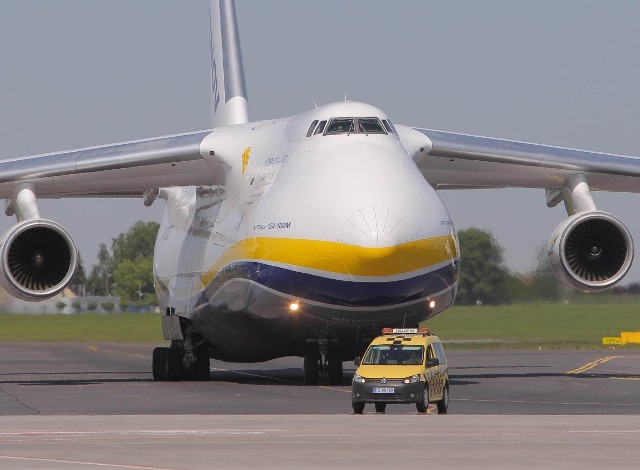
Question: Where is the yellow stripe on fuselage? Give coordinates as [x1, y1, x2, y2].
[200, 235, 458, 287]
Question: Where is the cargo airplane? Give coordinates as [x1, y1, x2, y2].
[0, 0, 637, 384]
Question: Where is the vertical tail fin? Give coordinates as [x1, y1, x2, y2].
[209, 0, 250, 127]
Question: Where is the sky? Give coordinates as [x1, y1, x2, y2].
[2, 0, 640, 285]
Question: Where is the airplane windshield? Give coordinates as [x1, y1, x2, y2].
[325, 118, 355, 134]
[323, 117, 387, 135]
[362, 345, 424, 365]
[358, 118, 386, 134]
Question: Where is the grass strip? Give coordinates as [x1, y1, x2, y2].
[424, 303, 640, 348]
[0, 302, 639, 347]
[0, 312, 163, 343]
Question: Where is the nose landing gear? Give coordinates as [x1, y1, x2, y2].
[303, 338, 343, 385]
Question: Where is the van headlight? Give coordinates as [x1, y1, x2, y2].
[353, 373, 365, 383]
[403, 374, 420, 384]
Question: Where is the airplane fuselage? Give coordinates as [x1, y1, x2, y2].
[154, 101, 459, 361]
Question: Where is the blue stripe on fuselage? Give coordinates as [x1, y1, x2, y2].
[199, 261, 458, 309]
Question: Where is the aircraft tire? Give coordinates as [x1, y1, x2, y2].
[152, 346, 182, 381]
[327, 351, 343, 385]
[165, 347, 183, 381]
[303, 354, 320, 385]
[437, 383, 449, 414]
[352, 402, 365, 414]
[152, 347, 165, 380]
[416, 383, 429, 413]
[194, 348, 210, 381]
[374, 402, 386, 414]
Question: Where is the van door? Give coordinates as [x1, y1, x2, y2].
[426, 345, 440, 398]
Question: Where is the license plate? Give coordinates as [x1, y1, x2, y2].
[372, 387, 395, 394]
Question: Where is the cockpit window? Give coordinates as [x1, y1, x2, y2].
[322, 117, 387, 135]
[314, 120, 327, 135]
[358, 118, 386, 134]
[382, 119, 394, 134]
[325, 118, 355, 134]
[306, 120, 319, 137]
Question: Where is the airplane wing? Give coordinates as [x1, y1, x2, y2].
[405, 127, 640, 195]
[0, 130, 219, 199]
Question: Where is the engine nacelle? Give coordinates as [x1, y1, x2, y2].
[0, 219, 78, 301]
[548, 211, 633, 292]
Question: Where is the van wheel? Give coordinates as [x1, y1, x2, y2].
[374, 403, 386, 414]
[437, 383, 449, 414]
[352, 402, 365, 414]
[416, 384, 429, 413]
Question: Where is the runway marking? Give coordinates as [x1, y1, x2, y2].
[455, 397, 638, 407]
[89, 346, 148, 359]
[319, 385, 351, 393]
[0, 430, 274, 438]
[0, 454, 186, 470]
[211, 367, 300, 385]
[567, 356, 619, 374]
[211, 367, 352, 392]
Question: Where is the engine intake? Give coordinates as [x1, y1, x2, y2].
[548, 211, 633, 292]
[0, 220, 78, 301]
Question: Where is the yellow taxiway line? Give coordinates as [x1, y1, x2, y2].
[566, 356, 619, 375]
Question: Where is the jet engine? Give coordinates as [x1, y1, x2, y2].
[548, 211, 633, 292]
[0, 219, 78, 301]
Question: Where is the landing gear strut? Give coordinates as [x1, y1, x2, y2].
[303, 338, 343, 385]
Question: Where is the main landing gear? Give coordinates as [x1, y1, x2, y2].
[152, 341, 210, 381]
[303, 338, 343, 386]
[152, 311, 210, 381]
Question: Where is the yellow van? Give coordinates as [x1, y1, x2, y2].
[351, 328, 449, 414]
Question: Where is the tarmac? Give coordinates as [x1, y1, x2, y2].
[0, 343, 639, 468]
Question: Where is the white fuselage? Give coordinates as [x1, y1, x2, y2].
[153, 101, 459, 361]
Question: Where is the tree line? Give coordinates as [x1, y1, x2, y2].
[70, 221, 158, 305]
[455, 228, 561, 305]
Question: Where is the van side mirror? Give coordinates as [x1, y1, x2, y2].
[426, 358, 439, 368]
[354, 356, 361, 366]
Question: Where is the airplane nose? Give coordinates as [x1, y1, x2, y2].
[332, 205, 417, 273]
[338, 206, 402, 250]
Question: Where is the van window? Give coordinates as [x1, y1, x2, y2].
[434, 342, 447, 365]
[362, 345, 425, 365]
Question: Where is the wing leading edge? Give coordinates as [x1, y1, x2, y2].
[0, 131, 221, 199]
[407, 127, 640, 194]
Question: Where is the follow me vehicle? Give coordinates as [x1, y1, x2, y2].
[352, 328, 449, 414]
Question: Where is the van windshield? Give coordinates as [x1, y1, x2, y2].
[362, 345, 424, 365]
